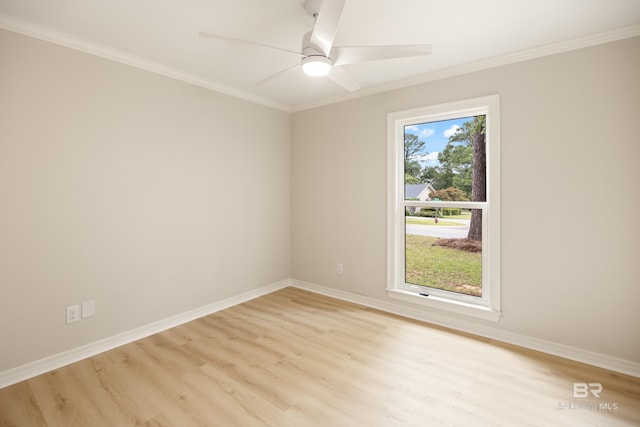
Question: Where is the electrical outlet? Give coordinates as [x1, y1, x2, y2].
[66, 305, 81, 324]
[337, 263, 344, 275]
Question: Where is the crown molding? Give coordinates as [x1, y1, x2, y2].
[0, 13, 292, 113]
[1, 12, 638, 114]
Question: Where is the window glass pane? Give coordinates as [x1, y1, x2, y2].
[405, 209, 482, 297]
[403, 116, 486, 202]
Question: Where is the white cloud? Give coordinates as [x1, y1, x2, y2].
[421, 128, 435, 138]
[415, 152, 440, 165]
[444, 124, 461, 138]
[406, 126, 435, 139]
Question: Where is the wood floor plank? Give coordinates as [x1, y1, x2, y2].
[1, 287, 638, 426]
[0, 380, 47, 427]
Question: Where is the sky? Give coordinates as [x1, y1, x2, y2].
[404, 116, 474, 167]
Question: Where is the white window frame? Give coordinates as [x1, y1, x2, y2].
[387, 95, 501, 321]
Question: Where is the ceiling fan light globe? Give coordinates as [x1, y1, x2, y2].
[302, 56, 332, 76]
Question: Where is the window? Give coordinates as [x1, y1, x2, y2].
[387, 95, 501, 321]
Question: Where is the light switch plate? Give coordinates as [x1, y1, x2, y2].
[82, 300, 95, 318]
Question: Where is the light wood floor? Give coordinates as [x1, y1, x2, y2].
[1, 287, 638, 426]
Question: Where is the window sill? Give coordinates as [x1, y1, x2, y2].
[387, 289, 501, 322]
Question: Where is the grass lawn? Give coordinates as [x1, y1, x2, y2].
[405, 234, 482, 296]
[405, 218, 463, 226]
[446, 212, 472, 220]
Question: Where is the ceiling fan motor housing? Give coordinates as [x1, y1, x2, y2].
[301, 31, 326, 58]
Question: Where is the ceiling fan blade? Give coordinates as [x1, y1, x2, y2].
[199, 32, 304, 57]
[255, 64, 301, 87]
[309, 0, 345, 56]
[327, 65, 360, 92]
[332, 44, 432, 65]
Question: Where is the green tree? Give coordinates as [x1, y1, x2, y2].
[419, 165, 451, 190]
[430, 187, 470, 201]
[440, 117, 486, 241]
[404, 174, 420, 184]
[440, 129, 473, 197]
[404, 133, 425, 181]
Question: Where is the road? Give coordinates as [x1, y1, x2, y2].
[405, 218, 470, 239]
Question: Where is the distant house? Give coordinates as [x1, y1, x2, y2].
[405, 182, 436, 201]
[404, 182, 436, 215]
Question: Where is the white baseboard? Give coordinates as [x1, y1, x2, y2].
[3, 278, 637, 389]
[290, 280, 640, 378]
[0, 280, 289, 389]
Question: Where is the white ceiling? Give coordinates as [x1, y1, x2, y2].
[1, 0, 639, 111]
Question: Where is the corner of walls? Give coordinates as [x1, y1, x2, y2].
[0, 280, 291, 389]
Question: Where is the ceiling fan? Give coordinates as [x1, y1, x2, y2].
[199, 0, 432, 92]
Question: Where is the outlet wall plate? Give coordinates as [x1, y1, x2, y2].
[66, 305, 81, 324]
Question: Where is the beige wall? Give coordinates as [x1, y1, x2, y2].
[0, 29, 290, 371]
[1, 26, 638, 375]
[291, 37, 640, 362]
